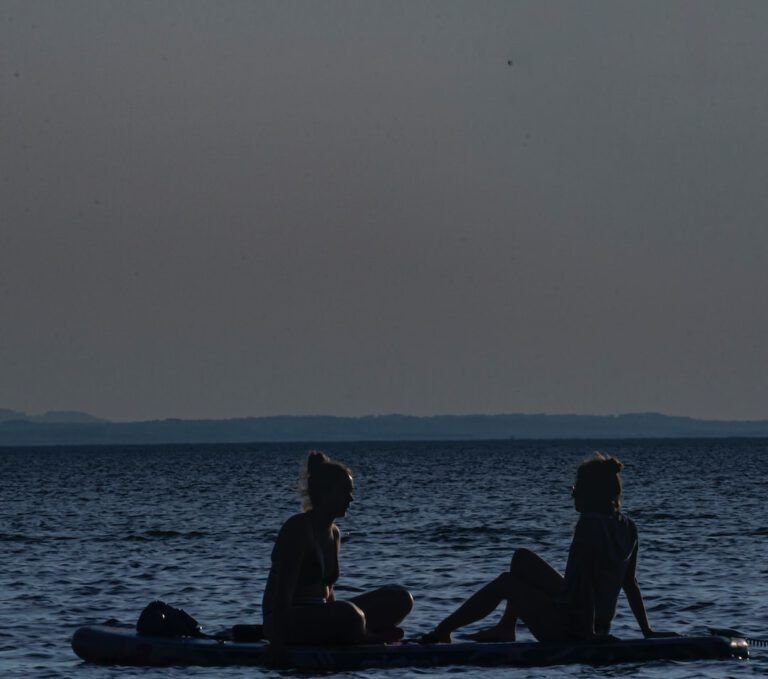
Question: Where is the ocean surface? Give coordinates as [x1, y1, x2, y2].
[1, 439, 766, 678]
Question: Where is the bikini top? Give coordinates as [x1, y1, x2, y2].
[269, 515, 339, 589]
[296, 523, 339, 588]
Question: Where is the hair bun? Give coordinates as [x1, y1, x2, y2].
[606, 457, 623, 474]
[306, 450, 329, 473]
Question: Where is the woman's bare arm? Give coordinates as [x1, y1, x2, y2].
[271, 517, 307, 645]
[622, 545, 652, 637]
[325, 524, 341, 603]
[622, 542, 676, 638]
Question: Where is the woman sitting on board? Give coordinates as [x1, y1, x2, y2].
[422, 453, 675, 643]
[262, 450, 413, 647]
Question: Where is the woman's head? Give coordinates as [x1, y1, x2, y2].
[299, 450, 354, 515]
[572, 452, 623, 514]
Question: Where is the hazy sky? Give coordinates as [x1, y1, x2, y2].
[2, 1, 767, 421]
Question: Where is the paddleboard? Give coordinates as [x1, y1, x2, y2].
[71, 623, 748, 670]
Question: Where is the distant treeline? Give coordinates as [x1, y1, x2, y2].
[1, 412, 768, 446]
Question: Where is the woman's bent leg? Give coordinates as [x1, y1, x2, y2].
[509, 548, 564, 593]
[487, 548, 564, 638]
[264, 601, 366, 645]
[435, 563, 569, 643]
[349, 585, 413, 641]
[465, 549, 564, 641]
[434, 573, 517, 642]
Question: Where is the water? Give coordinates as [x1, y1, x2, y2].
[1, 439, 766, 678]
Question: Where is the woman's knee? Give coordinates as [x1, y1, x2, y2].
[331, 601, 366, 639]
[381, 585, 414, 618]
[492, 571, 517, 595]
[509, 547, 537, 572]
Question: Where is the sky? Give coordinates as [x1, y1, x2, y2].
[2, 1, 767, 422]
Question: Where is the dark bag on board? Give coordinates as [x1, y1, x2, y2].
[136, 600, 203, 637]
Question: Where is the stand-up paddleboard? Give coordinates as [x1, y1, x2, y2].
[71, 624, 749, 669]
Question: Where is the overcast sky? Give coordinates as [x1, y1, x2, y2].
[2, 1, 767, 422]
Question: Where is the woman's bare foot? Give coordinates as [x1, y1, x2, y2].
[465, 625, 517, 642]
[365, 626, 404, 644]
[417, 626, 452, 644]
[434, 623, 453, 643]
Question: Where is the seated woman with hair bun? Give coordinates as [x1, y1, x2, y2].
[422, 452, 676, 643]
[262, 451, 413, 649]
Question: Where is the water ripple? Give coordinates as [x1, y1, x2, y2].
[0, 439, 766, 678]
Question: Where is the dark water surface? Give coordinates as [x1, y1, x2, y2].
[1, 439, 766, 678]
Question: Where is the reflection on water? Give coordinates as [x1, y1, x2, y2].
[1, 439, 766, 678]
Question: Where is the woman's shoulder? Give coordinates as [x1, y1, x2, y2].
[613, 511, 637, 530]
[576, 511, 637, 533]
[278, 512, 314, 539]
[602, 511, 639, 541]
[618, 512, 638, 536]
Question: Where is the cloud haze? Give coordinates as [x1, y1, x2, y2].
[2, 1, 767, 420]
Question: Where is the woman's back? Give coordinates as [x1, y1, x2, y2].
[262, 512, 339, 612]
[564, 512, 638, 633]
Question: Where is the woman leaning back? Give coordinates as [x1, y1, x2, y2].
[423, 452, 676, 643]
[262, 451, 413, 651]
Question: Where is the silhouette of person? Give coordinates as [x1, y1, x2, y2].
[262, 451, 413, 650]
[422, 453, 676, 643]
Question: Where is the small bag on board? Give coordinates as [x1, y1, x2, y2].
[136, 600, 203, 638]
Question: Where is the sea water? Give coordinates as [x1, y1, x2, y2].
[1, 439, 766, 678]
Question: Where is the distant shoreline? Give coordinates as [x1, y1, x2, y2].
[2, 436, 768, 452]
[2, 412, 768, 446]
